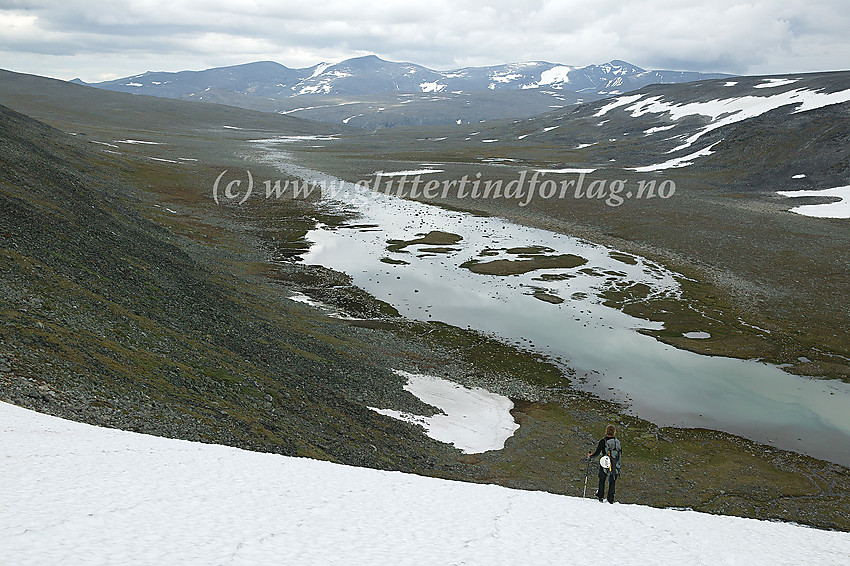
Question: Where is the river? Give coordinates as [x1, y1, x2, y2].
[258, 141, 850, 466]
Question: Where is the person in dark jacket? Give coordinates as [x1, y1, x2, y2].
[588, 424, 621, 503]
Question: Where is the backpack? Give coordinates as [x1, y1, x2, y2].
[604, 437, 622, 476]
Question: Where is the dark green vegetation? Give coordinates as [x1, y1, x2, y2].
[386, 230, 463, 252]
[1, 70, 848, 530]
[461, 253, 587, 276]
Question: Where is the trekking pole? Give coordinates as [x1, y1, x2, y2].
[582, 459, 589, 498]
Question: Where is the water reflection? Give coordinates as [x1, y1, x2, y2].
[262, 146, 850, 465]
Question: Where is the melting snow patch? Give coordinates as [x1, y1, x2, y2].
[792, 174, 807, 179]
[619, 87, 850, 153]
[91, 140, 119, 148]
[575, 142, 597, 149]
[683, 331, 711, 339]
[539, 65, 572, 86]
[289, 292, 324, 308]
[149, 157, 178, 164]
[288, 292, 359, 320]
[776, 186, 850, 218]
[536, 168, 597, 174]
[754, 78, 798, 89]
[124, 82, 143, 87]
[630, 141, 721, 172]
[309, 62, 331, 78]
[375, 169, 444, 177]
[371, 371, 519, 453]
[420, 81, 447, 93]
[593, 94, 644, 117]
[543, 126, 559, 132]
[249, 135, 338, 143]
[222, 125, 242, 130]
[481, 139, 499, 143]
[490, 72, 523, 84]
[643, 125, 676, 135]
[115, 139, 161, 145]
[724, 81, 738, 87]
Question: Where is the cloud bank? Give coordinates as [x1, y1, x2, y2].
[1, 0, 848, 81]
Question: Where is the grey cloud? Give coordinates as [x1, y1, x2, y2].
[1, 0, 848, 80]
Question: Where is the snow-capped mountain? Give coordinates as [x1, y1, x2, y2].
[425, 70, 850, 198]
[79, 55, 729, 99]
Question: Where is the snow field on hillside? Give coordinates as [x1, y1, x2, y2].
[3, 402, 850, 565]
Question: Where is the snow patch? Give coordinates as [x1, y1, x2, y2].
[792, 174, 807, 179]
[90, 140, 119, 148]
[613, 88, 850, 153]
[539, 65, 572, 86]
[375, 169, 444, 177]
[420, 81, 447, 93]
[683, 331, 711, 339]
[370, 371, 519, 453]
[592, 94, 644, 117]
[776, 186, 850, 218]
[114, 139, 161, 145]
[309, 62, 331, 78]
[3, 401, 850, 565]
[249, 135, 338, 143]
[630, 141, 721, 172]
[490, 72, 523, 84]
[643, 125, 676, 135]
[754, 78, 799, 89]
[535, 168, 597, 174]
[288, 292, 359, 320]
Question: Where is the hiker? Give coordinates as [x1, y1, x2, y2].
[588, 424, 622, 503]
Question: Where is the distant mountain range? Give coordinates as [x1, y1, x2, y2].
[73, 56, 732, 128]
[76, 55, 730, 98]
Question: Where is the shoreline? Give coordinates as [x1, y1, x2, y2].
[258, 146, 850, 466]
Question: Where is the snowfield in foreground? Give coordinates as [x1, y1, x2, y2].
[2, 402, 848, 566]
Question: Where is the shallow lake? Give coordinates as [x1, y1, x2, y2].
[259, 142, 850, 465]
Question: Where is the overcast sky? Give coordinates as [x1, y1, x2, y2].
[2, 0, 848, 82]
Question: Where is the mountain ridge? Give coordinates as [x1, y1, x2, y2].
[79, 55, 732, 99]
[75, 55, 731, 128]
